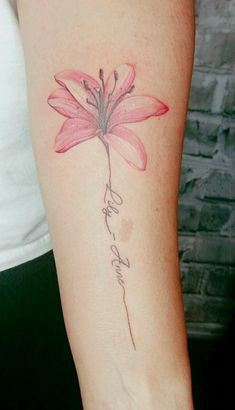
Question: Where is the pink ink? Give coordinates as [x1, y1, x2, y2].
[48, 64, 169, 350]
[48, 64, 168, 171]
[119, 219, 134, 242]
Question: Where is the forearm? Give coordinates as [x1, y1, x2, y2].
[18, 0, 195, 409]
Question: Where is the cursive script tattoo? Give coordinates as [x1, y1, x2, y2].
[102, 183, 123, 238]
[48, 63, 169, 350]
[111, 245, 136, 350]
[102, 176, 136, 350]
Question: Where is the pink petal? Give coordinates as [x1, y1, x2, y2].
[105, 64, 135, 107]
[109, 95, 169, 129]
[48, 88, 97, 123]
[55, 70, 100, 116]
[103, 125, 147, 171]
[54, 118, 99, 153]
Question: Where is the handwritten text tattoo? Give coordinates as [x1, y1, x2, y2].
[48, 64, 169, 349]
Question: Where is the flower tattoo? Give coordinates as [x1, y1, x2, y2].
[48, 63, 168, 171]
[48, 64, 169, 349]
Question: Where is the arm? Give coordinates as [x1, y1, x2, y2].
[17, 1, 195, 409]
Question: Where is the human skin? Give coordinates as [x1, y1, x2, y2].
[17, 1, 195, 409]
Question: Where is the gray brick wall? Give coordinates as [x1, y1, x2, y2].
[179, 0, 235, 339]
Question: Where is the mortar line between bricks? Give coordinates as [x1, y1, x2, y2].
[180, 261, 235, 270]
[179, 231, 235, 238]
[184, 294, 235, 304]
[188, 111, 234, 126]
[179, 232, 235, 240]
[182, 154, 235, 174]
[193, 65, 234, 76]
[178, 198, 235, 208]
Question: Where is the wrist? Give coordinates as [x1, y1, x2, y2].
[117, 363, 194, 410]
[85, 378, 194, 410]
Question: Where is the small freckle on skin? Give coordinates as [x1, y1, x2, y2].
[119, 219, 134, 242]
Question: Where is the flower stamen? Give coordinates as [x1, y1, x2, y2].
[106, 70, 119, 110]
[83, 80, 99, 109]
[99, 69, 105, 94]
[110, 70, 118, 96]
[106, 84, 135, 124]
[86, 98, 98, 108]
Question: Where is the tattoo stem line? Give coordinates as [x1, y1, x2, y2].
[119, 280, 136, 350]
[103, 143, 136, 350]
[48, 64, 169, 353]
[105, 143, 112, 191]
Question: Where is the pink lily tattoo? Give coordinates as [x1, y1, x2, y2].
[48, 64, 169, 350]
[48, 64, 168, 178]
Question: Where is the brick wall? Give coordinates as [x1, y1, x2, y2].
[179, 0, 235, 339]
